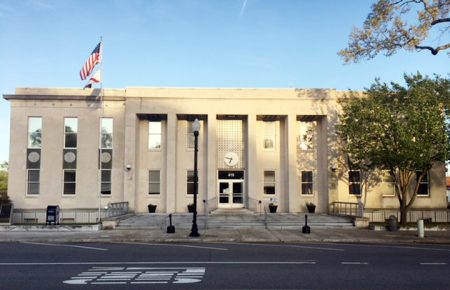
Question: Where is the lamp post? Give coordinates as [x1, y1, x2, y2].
[189, 118, 201, 237]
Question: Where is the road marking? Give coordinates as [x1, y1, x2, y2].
[341, 262, 369, 265]
[220, 242, 344, 252]
[420, 262, 448, 265]
[330, 243, 450, 252]
[64, 267, 206, 285]
[117, 242, 228, 251]
[0, 261, 316, 266]
[20, 242, 108, 251]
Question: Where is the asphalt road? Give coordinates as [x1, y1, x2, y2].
[0, 242, 449, 289]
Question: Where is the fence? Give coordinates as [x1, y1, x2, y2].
[330, 201, 450, 223]
[11, 202, 129, 224]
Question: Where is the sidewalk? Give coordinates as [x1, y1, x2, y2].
[1, 226, 449, 245]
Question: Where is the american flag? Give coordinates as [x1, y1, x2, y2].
[80, 42, 101, 80]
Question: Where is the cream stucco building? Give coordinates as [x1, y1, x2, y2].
[4, 87, 447, 215]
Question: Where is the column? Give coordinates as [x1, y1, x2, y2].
[286, 114, 298, 213]
[123, 113, 138, 211]
[246, 114, 257, 211]
[206, 114, 217, 213]
[165, 113, 177, 213]
[317, 116, 330, 213]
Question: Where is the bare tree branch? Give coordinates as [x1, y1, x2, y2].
[416, 43, 450, 55]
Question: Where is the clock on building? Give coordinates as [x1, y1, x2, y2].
[224, 152, 239, 166]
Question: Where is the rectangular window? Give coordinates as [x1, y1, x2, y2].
[100, 169, 111, 195]
[416, 171, 429, 196]
[298, 121, 315, 150]
[264, 171, 275, 195]
[187, 121, 195, 149]
[100, 118, 113, 149]
[301, 171, 313, 195]
[263, 122, 276, 150]
[187, 170, 195, 195]
[149, 121, 162, 150]
[64, 118, 78, 148]
[349, 170, 361, 195]
[63, 170, 76, 195]
[149, 170, 160, 195]
[27, 169, 40, 195]
[28, 117, 42, 148]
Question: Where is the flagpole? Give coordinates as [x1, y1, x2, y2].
[98, 36, 103, 224]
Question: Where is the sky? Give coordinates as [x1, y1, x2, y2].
[0, 0, 448, 163]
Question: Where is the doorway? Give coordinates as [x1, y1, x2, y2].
[218, 171, 244, 208]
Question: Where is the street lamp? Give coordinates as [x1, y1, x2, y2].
[189, 118, 201, 237]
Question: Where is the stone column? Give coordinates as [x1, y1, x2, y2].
[246, 114, 257, 211]
[165, 113, 177, 213]
[206, 114, 217, 213]
[286, 114, 298, 213]
[123, 113, 138, 211]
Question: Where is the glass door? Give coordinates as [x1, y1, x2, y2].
[218, 180, 244, 208]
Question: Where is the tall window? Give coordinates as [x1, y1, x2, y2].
[349, 170, 361, 195]
[28, 117, 42, 148]
[63, 170, 76, 195]
[149, 121, 162, 150]
[416, 171, 429, 196]
[149, 170, 160, 195]
[101, 169, 111, 195]
[301, 171, 313, 195]
[264, 171, 275, 195]
[100, 118, 113, 149]
[187, 170, 194, 195]
[64, 118, 78, 148]
[263, 122, 276, 150]
[298, 122, 315, 150]
[187, 121, 195, 149]
[27, 169, 40, 195]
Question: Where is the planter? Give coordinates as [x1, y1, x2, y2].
[268, 205, 278, 213]
[148, 204, 157, 213]
[306, 205, 316, 213]
[187, 204, 195, 213]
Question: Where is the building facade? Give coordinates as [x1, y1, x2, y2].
[4, 87, 447, 214]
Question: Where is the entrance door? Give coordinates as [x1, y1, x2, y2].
[218, 171, 244, 208]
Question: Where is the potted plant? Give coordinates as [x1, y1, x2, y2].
[187, 203, 195, 213]
[268, 198, 278, 213]
[148, 203, 157, 213]
[306, 202, 316, 213]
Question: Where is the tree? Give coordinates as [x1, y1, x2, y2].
[339, 0, 450, 63]
[0, 162, 9, 204]
[337, 73, 450, 225]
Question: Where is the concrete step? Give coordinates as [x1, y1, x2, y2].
[115, 213, 355, 230]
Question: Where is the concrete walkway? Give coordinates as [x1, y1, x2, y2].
[0, 213, 449, 244]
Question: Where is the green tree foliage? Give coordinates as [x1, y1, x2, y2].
[338, 73, 450, 224]
[0, 162, 9, 204]
[339, 0, 450, 63]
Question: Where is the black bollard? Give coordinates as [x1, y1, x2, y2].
[166, 214, 175, 233]
[302, 214, 311, 234]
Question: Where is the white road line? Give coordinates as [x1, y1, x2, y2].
[20, 242, 107, 251]
[0, 261, 316, 266]
[217, 242, 344, 252]
[116, 242, 228, 251]
[341, 262, 369, 265]
[327, 243, 450, 252]
[420, 262, 448, 265]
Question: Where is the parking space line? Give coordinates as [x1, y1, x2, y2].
[117, 242, 228, 251]
[21, 242, 108, 251]
[420, 262, 447, 265]
[341, 262, 369, 265]
[0, 261, 316, 266]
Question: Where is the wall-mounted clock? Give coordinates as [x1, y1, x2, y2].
[224, 152, 239, 166]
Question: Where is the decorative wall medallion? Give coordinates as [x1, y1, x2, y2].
[101, 151, 112, 163]
[64, 151, 76, 163]
[27, 151, 40, 163]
